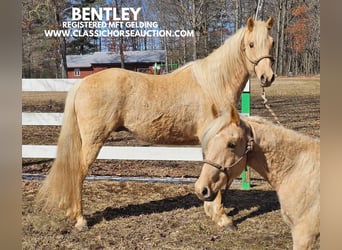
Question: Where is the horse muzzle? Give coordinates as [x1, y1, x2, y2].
[195, 185, 218, 202]
[260, 72, 275, 87]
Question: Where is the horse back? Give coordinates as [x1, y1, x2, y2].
[74, 67, 214, 144]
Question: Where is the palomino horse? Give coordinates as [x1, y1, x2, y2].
[37, 17, 275, 230]
[195, 107, 320, 250]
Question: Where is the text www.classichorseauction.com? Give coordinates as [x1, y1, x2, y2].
[44, 7, 195, 38]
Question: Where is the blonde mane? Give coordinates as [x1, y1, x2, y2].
[191, 28, 247, 108]
[201, 112, 231, 152]
[244, 115, 320, 148]
[201, 114, 319, 156]
[189, 20, 271, 108]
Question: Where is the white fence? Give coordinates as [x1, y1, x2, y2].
[22, 79, 203, 161]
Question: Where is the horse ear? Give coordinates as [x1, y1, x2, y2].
[247, 17, 254, 32]
[266, 16, 274, 29]
[230, 105, 240, 125]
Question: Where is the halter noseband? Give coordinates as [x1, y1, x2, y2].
[245, 54, 275, 66]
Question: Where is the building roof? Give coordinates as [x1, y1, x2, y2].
[66, 50, 166, 68]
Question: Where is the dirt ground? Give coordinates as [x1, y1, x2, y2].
[22, 76, 320, 249]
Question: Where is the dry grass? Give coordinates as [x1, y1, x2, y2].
[23, 180, 295, 250]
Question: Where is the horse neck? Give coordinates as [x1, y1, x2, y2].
[192, 28, 249, 109]
[245, 118, 318, 190]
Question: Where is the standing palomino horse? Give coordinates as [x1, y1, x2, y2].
[37, 17, 275, 230]
[195, 107, 320, 250]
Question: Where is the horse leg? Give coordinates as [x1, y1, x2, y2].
[291, 222, 319, 250]
[73, 121, 115, 231]
[203, 190, 236, 230]
[73, 141, 103, 231]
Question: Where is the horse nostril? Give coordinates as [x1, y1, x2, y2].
[260, 74, 266, 84]
[201, 187, 209, 198]
[271, 73, 275, 83]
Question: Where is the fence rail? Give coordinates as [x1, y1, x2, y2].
[22, 145, 203, 161]
[22, 78, 77, 92]
[22, 113, 63, 126]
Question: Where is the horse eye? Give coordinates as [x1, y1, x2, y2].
[227, 142, 236, 149]
[249, 42, 254, 48]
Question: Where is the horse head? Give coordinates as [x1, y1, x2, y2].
[242, 17, 275, 87]
[195, 107, 252, 201]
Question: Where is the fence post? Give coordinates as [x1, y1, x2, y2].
[240, 80, 251, 190]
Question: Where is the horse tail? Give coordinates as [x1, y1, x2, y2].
[37, 81, 83, 218]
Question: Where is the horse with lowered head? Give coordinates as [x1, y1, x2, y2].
[195, 107, 320, 250]
[37, 17, 275, 231]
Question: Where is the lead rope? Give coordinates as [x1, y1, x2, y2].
[261, 87, 281, 125]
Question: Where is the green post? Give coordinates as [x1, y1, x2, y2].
[156, 63, 178, 72]
[241, 80, 251, 190]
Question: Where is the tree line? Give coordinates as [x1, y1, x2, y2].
[22, 0, 320, 78]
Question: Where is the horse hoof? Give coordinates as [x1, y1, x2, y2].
[75, 215, 88, 231]
[75, 224, 89, 232]
[224, 224, 237, 231]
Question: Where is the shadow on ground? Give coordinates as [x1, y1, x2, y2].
[87, 189, 280, 228]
